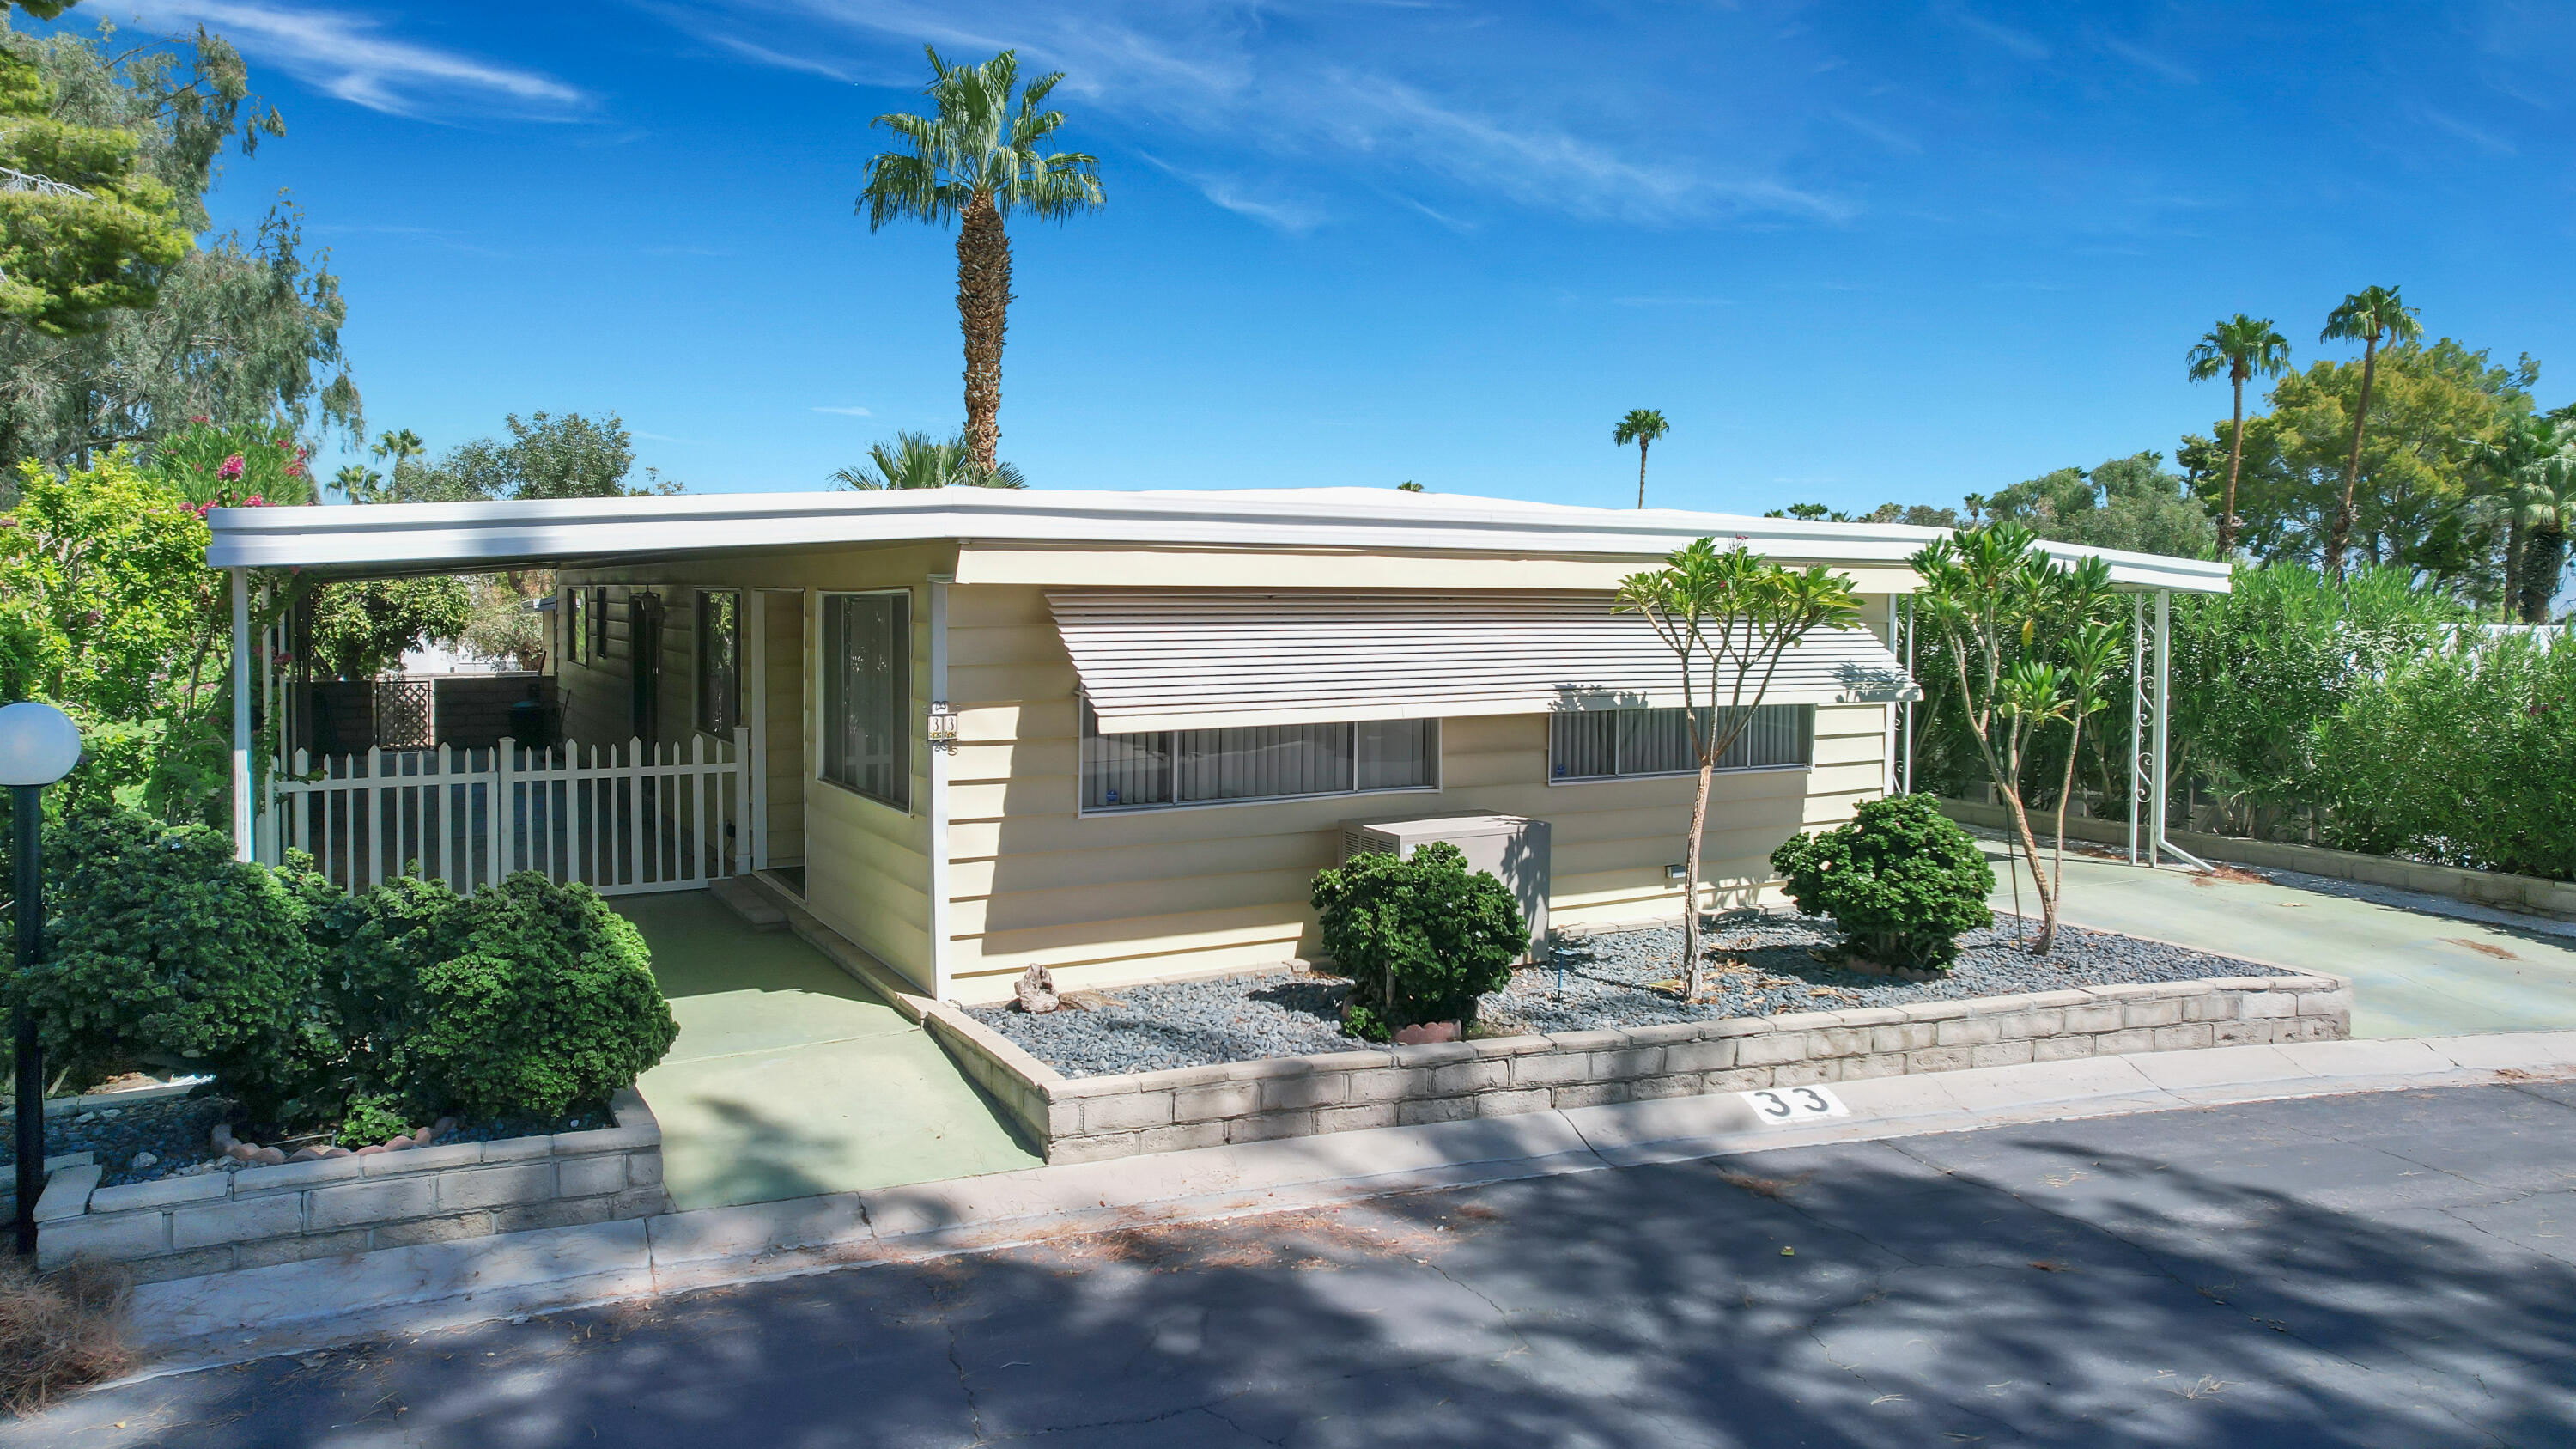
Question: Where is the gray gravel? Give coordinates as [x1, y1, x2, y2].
[970, 912, 2290, 1079]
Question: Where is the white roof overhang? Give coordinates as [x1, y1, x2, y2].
[201, 486, 2234, 594]
[1049, 588, 1922, 734]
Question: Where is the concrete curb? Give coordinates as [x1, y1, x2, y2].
[119, 1030, 2576, 1377]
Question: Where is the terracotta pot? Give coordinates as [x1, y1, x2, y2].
[1393, 1020, 1463, 1045]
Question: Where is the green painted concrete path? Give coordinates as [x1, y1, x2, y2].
[616, 894, 1039, 1211]
[1979, 838, 2576, 1039]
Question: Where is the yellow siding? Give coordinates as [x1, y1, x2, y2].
[759, 591, 805, 868]
[942, 581, 1895, 1003]
[560, 543, 956, 993]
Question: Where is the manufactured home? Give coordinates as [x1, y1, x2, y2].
[206, 487, 2229, 1004]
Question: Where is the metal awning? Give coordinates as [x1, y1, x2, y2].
[1049, 589, 1920, 733]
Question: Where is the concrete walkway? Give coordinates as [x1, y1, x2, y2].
[115, 1030, 2576, 1375]
[617, 894, 1038, 1211]
[1980, 838, 2576, 1038]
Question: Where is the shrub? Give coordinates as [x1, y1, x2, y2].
[1310, 841, 1525, 1041]
[335, 1092, 412, 1149]
[1771, 794, 1996, 970]
[399, 872, 678, 1119]
[10, 803, 329, 1116]
[2312, 632, 2576, 880]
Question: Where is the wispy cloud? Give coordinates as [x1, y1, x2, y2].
[2096, 37, 2196, 86]
[1829, 107, 1923, 155]
[2418, 107, 2517, 155]
[656, 0, 1846, 228]
[123, 2, 586, 120]
[1936, 4, 2051, 61]
[811, 405, 875, 417]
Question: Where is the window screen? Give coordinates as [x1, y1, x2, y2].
[696, 589, 741, 735]
[1081, 708, 1436, 812]
[564, 588, 588, 664]
[589, 586, 610, 660]
[823, 592, 910, 810]
[1549, 705, 1813, 781]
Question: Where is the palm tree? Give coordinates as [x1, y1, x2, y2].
[859, 49, 1103, 477]
[1613, 409, 1668, 508]
[2512, 455, 2576, 623]
[832, 429, 1027, 490]
[2469, 417, 2573, 620]
[2318, 285, 2423, 580]
[2185, 314, 2292, 559]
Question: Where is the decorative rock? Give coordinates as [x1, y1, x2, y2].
[210, 1123, 235, 1151]
[433, 1117, 458, 1136]
[128, 1150, 159, 1170]
[1062, 990, 1115, 1013]
[354, 1143, 387, 1156]
[225, 1142, 260, 1163]
[1393, 1020, 1463, 1045]
[319, 1146, 353, 1159]
[1015, 964, 1060, 1014]
[251, 1146, 287, 1166]
[287, 1146, 326, 1163]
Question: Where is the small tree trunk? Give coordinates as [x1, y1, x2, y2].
[2003, 783, 2057, 953]
[2326, 336, 2379, 582]
[2218, 376, 2246, 557]
[1680, 754, 1715, 998]
[2043, 716, 2084, 956]
[2504, 515, 2525, 623]
[956, 192, 1012, 477]
[2522, 527, 2567, 623]
[1637, 440, 1649, 510]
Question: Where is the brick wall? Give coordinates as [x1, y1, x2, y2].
[36, 1090, 665, 1282]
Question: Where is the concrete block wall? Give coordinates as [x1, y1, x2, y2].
[930, 975, 2352, 1166]
[37, 1090, 665, 1283]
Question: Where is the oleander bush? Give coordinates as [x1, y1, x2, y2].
[1311, 841, 1526, 1041]
[1771, 793, 1996, 971]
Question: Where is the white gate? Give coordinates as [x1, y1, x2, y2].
[269, 729, 751, 896]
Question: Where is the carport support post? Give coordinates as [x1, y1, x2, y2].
[927, 574, 953, 1001]
[2128, 593, 2145, 866]
[231, 566, 253, 863]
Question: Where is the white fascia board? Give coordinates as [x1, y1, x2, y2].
[203, 486, 2234, 594]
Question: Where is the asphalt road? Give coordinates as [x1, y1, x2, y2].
[15, 1081, 2576, 1448]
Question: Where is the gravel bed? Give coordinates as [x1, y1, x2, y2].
[1, 1093, 611, 1190]
[974, 912, 2293, 1079]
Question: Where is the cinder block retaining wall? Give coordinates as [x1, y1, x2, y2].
[37, 1090, 665, 1282]
[927, 976, 2353, 1166]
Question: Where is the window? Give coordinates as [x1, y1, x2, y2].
[1549, 705, 1813, 781]
[696, 589, 741, 735]
[589, 586, 610, 660]
[564, 588, 588, 664]
[823, 592, 910, 810]
[1082, 705, 1437, 812]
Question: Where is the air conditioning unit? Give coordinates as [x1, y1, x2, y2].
[1339, 814, 1552, 962]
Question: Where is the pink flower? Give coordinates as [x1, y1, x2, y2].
[245, 495, 265, 508]
[218, 454, 245, 481]
[188, 415, 210, 424]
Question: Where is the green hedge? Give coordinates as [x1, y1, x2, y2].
[6, 805, 678, 1132]
[1771, 794, 1995, 970]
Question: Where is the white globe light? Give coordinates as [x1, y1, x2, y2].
[0, 701, 82, 787]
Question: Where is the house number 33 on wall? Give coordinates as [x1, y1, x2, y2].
[1737, 1086, 1851, 1123]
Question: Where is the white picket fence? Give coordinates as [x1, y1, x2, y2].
[269, 729, 751, 896]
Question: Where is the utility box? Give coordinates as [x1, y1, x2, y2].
[1339, 814, 1552, 961]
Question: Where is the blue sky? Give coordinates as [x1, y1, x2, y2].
[75, 1, 2576, 514]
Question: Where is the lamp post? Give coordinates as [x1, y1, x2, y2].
[2, 702, 81, 1257]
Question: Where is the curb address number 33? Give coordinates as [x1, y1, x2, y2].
[1737, 1085, 1851, 1122]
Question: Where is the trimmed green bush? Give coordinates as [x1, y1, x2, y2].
[1310, 841, 1525, 1041]
[9, 803, 333, 1117]
[399, 873, 678, 1119]
[335, 1092, 411, 1149]
[1771, 794, 1996, 970]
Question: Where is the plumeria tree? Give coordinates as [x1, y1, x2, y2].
[1616, 538, 1862, 997]
[1908, 524, 2124, 954]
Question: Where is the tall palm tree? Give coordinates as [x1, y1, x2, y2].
[1613, 409, 1668, 508]
[859, 49, 1103, 477]
[2185, 314, 2291, 559]
[2469, 417, 2573, 620]
[832, 429, 1027, 490]
[2318, 285, 2422, 580]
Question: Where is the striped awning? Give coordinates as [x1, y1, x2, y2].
[1048, 589, 1920, 733]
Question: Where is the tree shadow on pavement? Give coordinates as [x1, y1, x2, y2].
[8, 1086, 2574, 1447]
